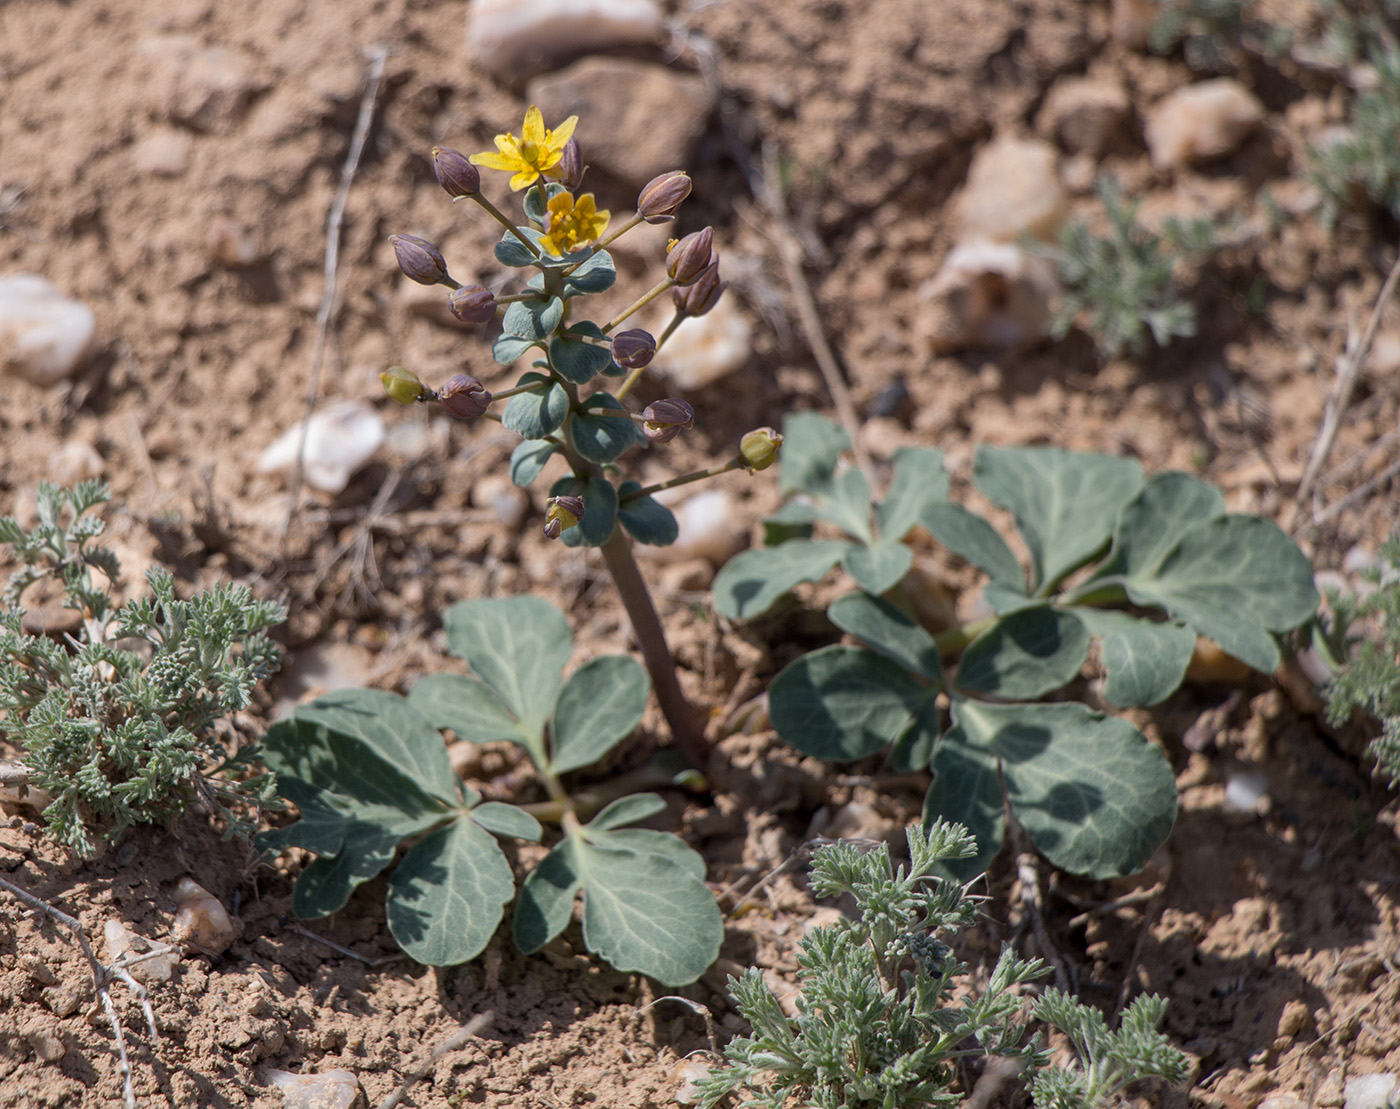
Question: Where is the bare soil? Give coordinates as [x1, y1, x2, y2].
[2, 1, 1399, 1107]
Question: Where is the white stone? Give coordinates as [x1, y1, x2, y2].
[265, 1068, 364, 1109]
[952, 137, 1068, 245]
[918, 240, 1061, 353]
[256, 400, 385, 494]
[171, 877, 240, 956]
[653, 296, 751, 391]
[0, 274, 98, 386]
[474, 472, 530, 530]
[1038, 75, 1131, 156]
[49, 441, 104, 485]
[1344, 1074, 1400, 1109]
[642, 489, 741, 568]
[467, 0, 663, 83]
[1223, 769, 1268, 813]
[1145, 79, 1265, 170]
[103, 920, 178, 984]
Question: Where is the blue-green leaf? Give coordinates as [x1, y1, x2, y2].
[514, 839, 583, 955]
[919, 501, 1026, 590]
[1075, 610, 1196, 708]
[876, 447, 948, 541]
[923, 739, 1004, 880]
[441, 597, 571, 747]
[523, 183, 570, 226]
[1122, 515, 1320, 673]
[890, 694, 942, 773]
[590, 793, 667, 831]
[950, 698, 1177, 879]
[712, 539, 849, 620]
[769, 644, 936, 761]
[572, 394, 645, 463]
[1098, 471, 1227, 578]
[827, 591, 942, 682]
[549, 326, 613, 384]
[502, 372, 568, 438]
[564, 250, 617, 294]
[509, 439, 557, 487]
[842, 539, 913, 595]
[495, 226, 547, 267]
[289, 833, 404, 918]
[779, 412, 850, 496]
[471, 802, 542, 841]
[553, 473, 619, 548]
[813, 467, 874, 542]
[493, 334, 538, 365]
[502, 295, 564, 341]
[408, 673, 532, 749]
[955, 607, 1090, 700]
[618, 481, 679, 546]
[550, 655, 650, 774]
[386, 818, 516, 965]
[973, 446, 1143, 592]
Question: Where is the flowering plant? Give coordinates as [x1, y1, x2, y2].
[381, 107, 781, 761]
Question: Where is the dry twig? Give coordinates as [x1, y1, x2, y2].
[281, 45, 389, 543]
[375, 1011, 493, 1109]
[0, 876, 160, 1109]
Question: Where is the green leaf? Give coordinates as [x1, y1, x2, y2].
[471, 802, 542, 841]
[571, 828, 723, 985]
[550, 656, 650, 774]
[919, 501, 1026, 590]
[1122, 515, 1320, 673]
[951, 699, 1177, 878]
[813, 467, 874, 542]
[590, 793, 667, 830]
[290, 833, 404, 918]
[573, 394, 645, 464]
[523, 184, 565, 225]
[503, 372, 569, 439]
[549, 326, 613, 384]
[442, 597, 571, 747]
[1098, 471, 1226, 578]
[564, 251, 617, 294]
[974, 446, 1143, 592]
[955, 607, 1090, 700]
[502, 295, 564, 341]
[842, 539, 912, 596]
[769, 644, 936, 761]
[492, 334, 538, 365]
[510, 439, 556, 487]
[876, 447, 948, 541]
[890, 694, 942, 773]
[494, 226, 546, 267]
[1075, 610, 1196, 708]
[779, 412, 849, 496]
[923, 739, 1004, 880]
[409, 673, 532, 749]
[617, 482, 679, 546]
[290, 690, 458, 805]
[553, 473, 619, 548]
[514, 839, 582, 955]
[386, 818, 516, 965]
[712, 540, 849, 620]
[827, 591, 942, 682]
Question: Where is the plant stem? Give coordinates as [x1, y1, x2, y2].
[623, 458, 743, 503]
[603, 277, 675, 337]
[599, 525, 707, 767]
[471, 193, 541, 258]
[615, 310, 684, 401]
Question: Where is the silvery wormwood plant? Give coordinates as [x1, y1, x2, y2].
[699, 821, 1189, 1109]
[379, 105, 782, 764]
[257, 594, 723, 985]
[714, 414, 1319, 881]
[0, 481, 284, 856]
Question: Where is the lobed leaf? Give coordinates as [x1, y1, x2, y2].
[955, 606, 1090, 700]
[779, 412, 850, 496]
[617, 482, 679, 546]
[550, 655, 650, 774]
[509, 439, 556, 487]
[875, 446, 949, 542]
[409, 673, 531, 749]
[572, 394, 646, 464]
[1075, 609, 1196, 708]
[502, 372, 569, 439]
[711, 539, 849, 620]
[502, 294, 565, 341]
[974, 446, 1143, 592]
[842, 538, 912, 596]
[549, 323, 614, 384]
[919, 501, 1026, 590]
[827, 591, 941, 683]
[1097, 471, 1226, 578]
[923, 739, 1004, 879]
[564, 250, 617, 295]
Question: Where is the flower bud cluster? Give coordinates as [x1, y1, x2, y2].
[543, 495, 585, 540]
[673, 258, 726, 317]
[666, 228, 715, 286]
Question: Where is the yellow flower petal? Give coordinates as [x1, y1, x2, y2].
[469, 151, 520, 171]
[551, 115, 578, 147]
[521, 105, 546, 146]
[509, 168, 541, 191]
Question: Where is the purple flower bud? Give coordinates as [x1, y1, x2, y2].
[381, 365, 429, 405]
[642, 398, 695, 444]
[390, 234, 451, 286]
[672, 257, 727, 317]
[666, 227, 715, 286]
[448, 284, 497, 324]
[432, 146, 480, 199]
[739, 427, 783, 471]
[611, 328, 657, 370]
[557, 138, 586, 190]
[543, 495, 585, 539]
[637, 171, 692, 223]
[437, 374, 492, 420]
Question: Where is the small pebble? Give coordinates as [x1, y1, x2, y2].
[467, 0, 663, 82]
[952, 136, 1068, 244]
[1344, 1074, 1400, 1109]
[171, 877, 240, 956]
[653, 297, 752, 391]
[1145, 79, 1264, 170]
[104, 919, 178, 984]
[21, 1017, 65, 1063]
[918, 240, 1060, 353]
[1223, 769, 1269, 813]
[643, 489, 741, 567]
[266, 1067, 364, 1109]
[256, 400, 385, 494]
[49, 440, 105, 485]
[0, 274, 98, 386]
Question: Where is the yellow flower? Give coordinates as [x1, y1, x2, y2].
[468, 105, 578, 191]
[540, 191, 610, 256]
